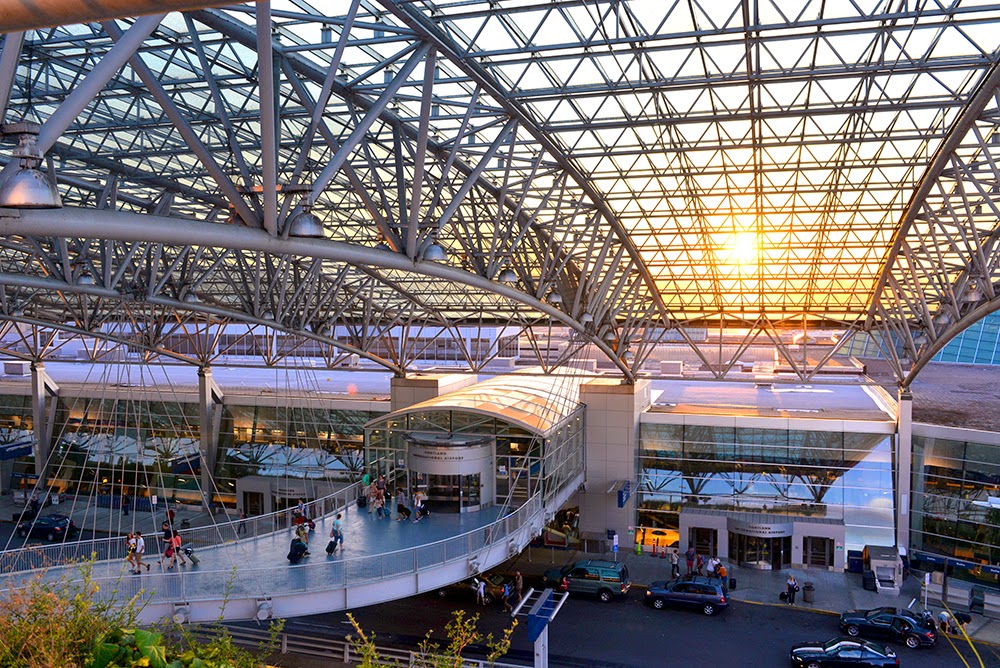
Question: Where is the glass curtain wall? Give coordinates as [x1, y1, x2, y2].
[365, 405, 585, 511]
[639, 423, 895, 552]
[911, 434, 1000, 585]
[2, 391, 384, 509]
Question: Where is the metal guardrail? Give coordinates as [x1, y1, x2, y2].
[0, 480, 362, 574]
[190, 622, 530, 668]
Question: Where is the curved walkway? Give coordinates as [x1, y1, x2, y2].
[1, 473, 582, 624]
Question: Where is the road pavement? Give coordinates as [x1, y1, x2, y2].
[279, 586, 1000, 667]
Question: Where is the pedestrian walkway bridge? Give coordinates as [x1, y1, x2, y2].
[0, 472, 582, 624]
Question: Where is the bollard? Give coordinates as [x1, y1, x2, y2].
[651, 538, 659, 557]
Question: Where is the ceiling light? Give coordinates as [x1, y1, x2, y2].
[497, 268, 518, 284]
[547, 290, 563, 305]
[286, 201, 324, 238]
[182, 292, 199, 304]
[0, 122, 62, 209]
[579, 312, 594, 325]
[423, 242, 447, 262]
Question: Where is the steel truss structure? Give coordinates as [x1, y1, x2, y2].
[0, 1, 999, 386]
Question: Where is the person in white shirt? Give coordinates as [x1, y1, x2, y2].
[133, 532, 149, 573]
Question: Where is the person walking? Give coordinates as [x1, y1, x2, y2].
[515, 570, 524, 604]
[685, 546, 696, 575]
[695, 553, 705, 576]
[237, 508, 247, 536]
[502, 581, 514, 613]
[168, 529, 187, 568]
[133, 531, 149, 574]
[329, 513, 344, 552]
[125, 532, 136, 571]
[786, 574, 799, 605]
[475, 577, 487, 606]
[395, 488, 411, 521]
[121, 492, 130, 516]
[669, 549, 680, 578]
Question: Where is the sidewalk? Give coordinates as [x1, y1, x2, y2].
[509, 545, 1000, 647]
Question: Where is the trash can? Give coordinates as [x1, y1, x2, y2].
[971, 586, 985, 614]
[847, 550, 864, 574]
[802, 581, 815, 603]
[729, 577, 737, 591]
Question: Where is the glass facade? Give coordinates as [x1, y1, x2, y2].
[1, 392, 385, 509]
[911, 433, 1000, 586]
[638, 423, 895, 553]
[364, 405, 586, 512]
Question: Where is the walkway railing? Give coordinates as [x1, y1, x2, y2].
[187, 623, 530, 668]
[0, 481, 362, 574]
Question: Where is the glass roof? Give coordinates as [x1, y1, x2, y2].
[1, 1, 999, 381]
[383, 369, 588, 435]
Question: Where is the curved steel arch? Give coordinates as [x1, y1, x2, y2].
[0, 207, 631, 377]
[869, 60, 1000, 386]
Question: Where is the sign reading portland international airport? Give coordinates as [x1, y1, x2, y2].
[727, 517, 794, 538]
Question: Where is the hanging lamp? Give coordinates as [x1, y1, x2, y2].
[0, 122, 62, 209]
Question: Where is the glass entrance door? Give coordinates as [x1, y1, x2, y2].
[410, 471, 482, 513]
[729, 533, 793, 570]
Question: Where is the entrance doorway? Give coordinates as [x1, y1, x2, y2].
[689, 527, 718, 559]
[803, 536, 834, 567]
[729, 533, 792, 570]
[410, 472, 482, 513]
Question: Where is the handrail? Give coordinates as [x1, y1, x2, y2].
[188, 623, 530, 668]
[0, 479, 363, 574]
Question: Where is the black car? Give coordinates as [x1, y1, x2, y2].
[16, 513, 78, 542]
[839, 607, 936, 648]
[644, 575, 729, 616]
[790, 638, 898, 667]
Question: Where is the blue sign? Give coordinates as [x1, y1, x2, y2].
[526, 588, 556, 643]
[617, 479, 631, 508]
[913, 551, 945, 565]
[0, 439, 33, 461]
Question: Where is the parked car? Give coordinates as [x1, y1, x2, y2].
[542, 559, 630, 602]
[644, 575, 729, 616]
[437, 572, 511, 605]
[16, 513, 78, 542]
[838, 607, 937, 648]
[790, 638, 899, 667]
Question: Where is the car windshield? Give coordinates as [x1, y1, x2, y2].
[863, 641, 886, 657]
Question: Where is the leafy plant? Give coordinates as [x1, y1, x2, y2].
[347, 609, 516, 668]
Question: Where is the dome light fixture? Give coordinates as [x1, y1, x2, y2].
[423, 241, 448, 262]
[76, 273, 96, 286]
[621, 350, 635, 364]
[0, 122, 62, 209]
[546, 290, 563, 305]
[497, 267, 518, 284]
[182, 291, 199, 304]
[579, 312, 594, 326]
[286, 199, 324, 238]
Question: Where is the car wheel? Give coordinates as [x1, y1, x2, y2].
[845, 624, 860, 637]
[806, 662, 821, 668]
[652, 598, 665, 610]
[46, 532, 55, 542]
[702, 603, 716, 616]
[483, 594, 493, 605]
[598, 589, 613, 603]
[436, 589, 447, 598]
[905, 635, 920, 649]
[16, 528, 27, 538]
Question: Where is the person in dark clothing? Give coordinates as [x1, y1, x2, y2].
[786, 575, 798, 605]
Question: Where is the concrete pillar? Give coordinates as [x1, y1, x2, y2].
[30, 362, 58, 488]
[389, 373, 477, 411]
[198, 366, 223, 511]
[577, 379, 651, 548]
[896, 388, 913, 552]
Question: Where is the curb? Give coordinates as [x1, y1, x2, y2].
[738, 598, 1000, 649]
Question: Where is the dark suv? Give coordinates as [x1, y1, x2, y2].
[542, 559, 631, 602]
[644, 575, 729, 616]
[16, 513, 78, 542]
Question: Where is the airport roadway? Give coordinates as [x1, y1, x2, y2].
[280, 585, 1000, 667]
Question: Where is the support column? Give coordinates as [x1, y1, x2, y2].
[198, 366, 224, 512]
[578, 379, 651, 549]
[30, 361, 59, 488]
[896, 388, 913, 552]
